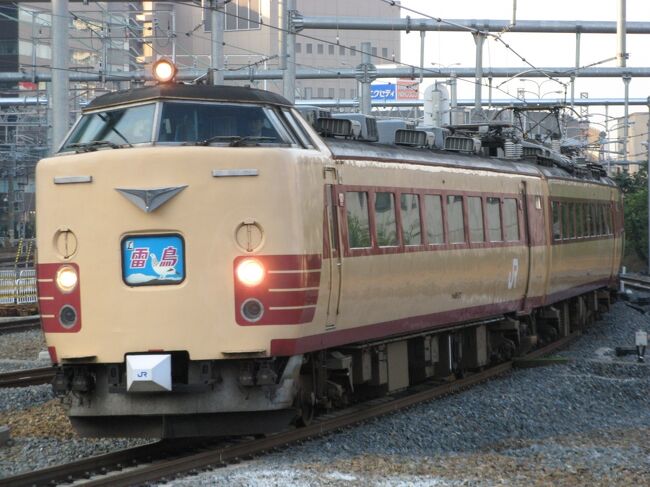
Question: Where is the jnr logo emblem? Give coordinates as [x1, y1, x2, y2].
[116, 185, 188, 213]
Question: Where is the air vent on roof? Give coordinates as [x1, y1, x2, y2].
[504, 141, 523, 159]
[395, 129, 434, 148]
[332, 114, 378, 142]
[317, 118, 361, 139]
[523, 146, 543, 157]
[444, 135, 476, 153]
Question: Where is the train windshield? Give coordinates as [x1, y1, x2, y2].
[157, 102, 291, 146]
[60, 101, 301, 152]
[60, 103, 155, 152]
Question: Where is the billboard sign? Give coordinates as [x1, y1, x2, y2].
[371, 83, 396, 101]
[397, 79, 420, 99]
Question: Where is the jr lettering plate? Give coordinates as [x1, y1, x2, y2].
[122, 234, 185, 286]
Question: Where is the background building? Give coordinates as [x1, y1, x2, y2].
[0, 1, 399, 241]
[146, 1, 401, 101]
[615, 111, 650, 174]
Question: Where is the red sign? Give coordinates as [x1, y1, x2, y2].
[18, 81, 38, 91]
[397, 79, 419, 99]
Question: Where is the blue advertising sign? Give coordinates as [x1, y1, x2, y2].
[122, 234, 185, 286]
[371, 83, 396, 101]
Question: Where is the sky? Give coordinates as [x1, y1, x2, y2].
[395, 0, 650, 120]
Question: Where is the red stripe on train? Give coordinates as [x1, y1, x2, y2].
[234, 254, 321, 326]
[37, 263, 82, 333]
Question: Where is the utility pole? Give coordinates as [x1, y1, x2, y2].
[210, 0, 225, 85]
[281, 0, 297, 102]
[51, 0, 69, 152]
[647, 97, 650, 274]
[472, 32, 485, 117]
[617, 0, 627, 67]
[358, 42, 374, 115]
[623, 75, 631, 168]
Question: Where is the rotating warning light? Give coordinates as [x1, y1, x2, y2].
[236, 259, 265, 287]
[152, 58, 177, 83]
[56, 265, 78, 294]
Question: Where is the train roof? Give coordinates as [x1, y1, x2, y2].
[325, 139, 616, 186]
[84, 84, 293, 111]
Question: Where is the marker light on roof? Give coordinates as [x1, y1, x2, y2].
[153, 58, 177, 84]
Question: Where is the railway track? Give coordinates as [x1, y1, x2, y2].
[0, 366, 55, 388]
[0, 331, 579, 487]
[0, 314, 41, 335]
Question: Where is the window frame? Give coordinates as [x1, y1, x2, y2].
[400, 193, 423, 247]
[467, 196, 486, 243]
[502, 197, 521, 242]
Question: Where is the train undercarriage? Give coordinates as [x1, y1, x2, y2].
[55, 289, 614, 438]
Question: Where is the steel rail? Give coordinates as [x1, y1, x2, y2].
[0, 315, 41, 335]
[0, 331, 579, 487]
[0, 366, 55, 388]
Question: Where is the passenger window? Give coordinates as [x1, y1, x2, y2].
[425, 195, 444, 244]
[576, 203, 584, 238]
[562, 203, 570, 239]
[585, 203, 593, 237]
[447, 195, 466, 244]
[603, 204, 611, 235]
[552, 201, 561, 241]
[567, 203, 576, 238]
[375, 192, 398, 246]
[346, 192, 371, 248]
[400, 194, 422, 246]
[487, 197, 503, 242]
[468, 196, 484, 243]
[503, 198, 519, 242]
[591, 204, 599, 236]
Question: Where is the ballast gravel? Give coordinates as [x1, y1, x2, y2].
[166, 297, 650, 486]
[0, 296, 648, 485]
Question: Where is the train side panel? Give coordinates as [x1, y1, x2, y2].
[545, 178, 619, 304]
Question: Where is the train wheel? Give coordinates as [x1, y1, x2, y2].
[294, 387, 314, 427]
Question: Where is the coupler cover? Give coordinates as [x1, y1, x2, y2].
[126, 354, 172, 392]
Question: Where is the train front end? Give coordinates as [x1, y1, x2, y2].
[36, 81, 328, 437]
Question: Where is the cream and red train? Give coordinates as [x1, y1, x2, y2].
[36, 77, 622, 437]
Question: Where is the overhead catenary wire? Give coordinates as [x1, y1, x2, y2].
[188, 0, 524, 103]
[377, 0, 567, 89]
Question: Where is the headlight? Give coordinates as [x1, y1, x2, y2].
[56, 265, 78, 293]
[236, 259, 265, 287]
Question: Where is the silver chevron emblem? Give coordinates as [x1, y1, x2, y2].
[115, 185, 187, 213]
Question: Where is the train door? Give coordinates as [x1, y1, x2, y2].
[610, 192, 622, 280]
[324, 179, 342, 330]
[520, 181, 534, 312]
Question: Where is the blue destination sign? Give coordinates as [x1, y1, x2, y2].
[371, 83, 396, 101]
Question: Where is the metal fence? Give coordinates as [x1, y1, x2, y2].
[0, 269, 37, 306]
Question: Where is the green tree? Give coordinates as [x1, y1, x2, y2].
[614, 167, 648, 265]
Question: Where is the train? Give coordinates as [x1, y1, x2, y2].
[36, 60, 623, 438]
